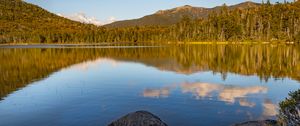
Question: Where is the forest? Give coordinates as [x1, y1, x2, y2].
[1, 0, 300, 43]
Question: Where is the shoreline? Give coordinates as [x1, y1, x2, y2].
[0, 42, 162, 48]
[0, 41, 297, 47]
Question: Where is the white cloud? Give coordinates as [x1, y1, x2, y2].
[218, 86, 267, 104]
[57, 13, 116, 26]
[143, 87, 171, 98]
[262, 99, 278, 117]
[180, 82, 267, 106]
[143, 82, 268, 108]
[107, 16, 117, 24]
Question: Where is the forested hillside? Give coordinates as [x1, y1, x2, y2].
[0, 0, 99, 43]
[104, 1, 300, 42]
[1, 0, 300, 43]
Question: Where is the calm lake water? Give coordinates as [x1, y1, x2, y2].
[0, 44, 299, 126]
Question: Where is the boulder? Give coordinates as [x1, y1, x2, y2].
[279, 103, 300, 126]
[108, 111, 168, 126]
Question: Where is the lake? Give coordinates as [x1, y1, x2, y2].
[0, 44, 299, 126]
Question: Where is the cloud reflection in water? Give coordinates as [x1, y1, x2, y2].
[262, 99, 279, 117]
[144, 82, 268, 108]
[143, 87, 171, 98]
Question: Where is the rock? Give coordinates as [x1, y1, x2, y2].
[278, 89, 300, 126]
[279, 104, 300, 126]
[233, 120, 278, 126]
[108, 111, 168, 126]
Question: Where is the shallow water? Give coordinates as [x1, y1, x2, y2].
[0, 45, 299, 126]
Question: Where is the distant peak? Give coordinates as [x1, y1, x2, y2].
[155, 10, 165, 14]
[181, 5, 193, 8]
[237, 1, 259, 6]
[243, 1, 255, 4]
[244, 1, 254, 3]
[176, 5, 193, 10]
[155, 5, 201, 15]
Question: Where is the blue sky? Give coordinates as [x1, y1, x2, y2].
[25, 0, 291, 22]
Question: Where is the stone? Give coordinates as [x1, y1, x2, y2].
[108, 111, 168, 126]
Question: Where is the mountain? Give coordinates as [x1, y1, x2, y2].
[1, 0, 299, 43]
[104, 1, 259, 28]
[0, 0, 98, 43]
[57, 13, 102, 26]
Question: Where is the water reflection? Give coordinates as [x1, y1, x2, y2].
[70, 58, 119, 71]
[217, 85, 267, 104]
[0, 52, 299, 126]
[181, 83, 222, 98]
[1, 45, 300, 99]
[142, 81, 283, 124]
[143, 82, 268, 108]
[239, 98, 256, 107]
[262, 100, 279, 117]
[143, 87, 172, 98]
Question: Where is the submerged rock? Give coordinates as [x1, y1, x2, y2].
[108, 111, 168, 126]
[233, 120, 278, 126]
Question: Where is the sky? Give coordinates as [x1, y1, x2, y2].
[25, 0, 292, 24]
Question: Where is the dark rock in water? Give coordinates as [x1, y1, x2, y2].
[233, 120, 278, 126]
[108, 111, 168, 126]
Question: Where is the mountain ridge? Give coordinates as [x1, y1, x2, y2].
[104, 1, 260, 28]
[1, 0, 299, 43]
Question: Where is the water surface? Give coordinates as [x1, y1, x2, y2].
[0, 45, 299, 126]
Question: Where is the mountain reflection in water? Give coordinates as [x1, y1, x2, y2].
[1, 44, 300, 99]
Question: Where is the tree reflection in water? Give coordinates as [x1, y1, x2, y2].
[1, 44, 300, 100]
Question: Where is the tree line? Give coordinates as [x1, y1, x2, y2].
[1, 0, 300, 43]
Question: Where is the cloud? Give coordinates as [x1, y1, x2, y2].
[143, 87, 171, 98]
[142, 82, 279, 118]
[218, 86, 267, 104]
[57, 13, 116, 26]
[239, 98, 256, 107]
[262, 99, 278, 117]
[107, 16, 117, 24]
[181, 82, 267, 106]
[143, 82, 268, 108]
[181, 83, 222, 98]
